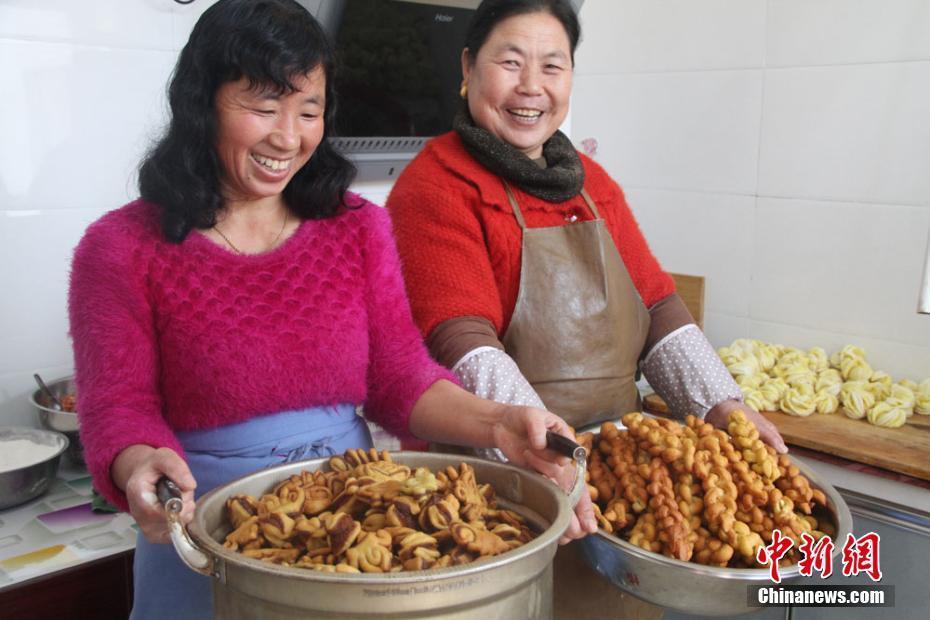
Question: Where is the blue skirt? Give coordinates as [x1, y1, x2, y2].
[130, 405, 373, 620]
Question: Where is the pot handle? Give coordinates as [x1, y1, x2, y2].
[545, 431, 588, 510]
[156, 476, 215, 577]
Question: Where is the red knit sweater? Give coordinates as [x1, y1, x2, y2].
[387, 132, 674, 340]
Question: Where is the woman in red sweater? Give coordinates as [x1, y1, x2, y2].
[386, 1, 786, 616]
[68, 1, 594, 617]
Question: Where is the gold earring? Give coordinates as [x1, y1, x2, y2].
[459, 82, 468, 99]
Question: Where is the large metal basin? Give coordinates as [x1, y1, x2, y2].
[577, 420, 853, 616]
[0, 427, 68, 510]
[172, 451, 584, 619]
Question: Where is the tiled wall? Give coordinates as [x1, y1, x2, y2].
[2, 0, 928, 430]
[573, 0, 930, 382]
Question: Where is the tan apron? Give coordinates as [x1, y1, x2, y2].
[500, 182, 651, 429]
[501, 182, 663, 620]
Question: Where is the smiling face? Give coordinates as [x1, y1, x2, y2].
[213, 67, 326, 208]
[462, 11, 573, 160]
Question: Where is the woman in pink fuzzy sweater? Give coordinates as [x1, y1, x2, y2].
[68, 1, 595, 617]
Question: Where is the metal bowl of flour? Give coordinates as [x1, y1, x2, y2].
[0, 427, 68, 510]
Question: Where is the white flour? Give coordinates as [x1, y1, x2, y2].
[0, 438, 61, 473]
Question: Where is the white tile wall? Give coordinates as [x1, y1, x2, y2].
[576, 0, 766, 75]
[575, 0, 930, 381]
[625, 188, 755, 317]
[752, 198, 930, 348]
[573, 70, 763, 194]
[0, 208, 108, 374]
[758, 62, 930, 206]
[0, 39, 177, 211]
[0, 0, 176, 50]
[767, 0, 930, 67]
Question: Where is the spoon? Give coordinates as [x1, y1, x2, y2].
[34, 373, 63, 410]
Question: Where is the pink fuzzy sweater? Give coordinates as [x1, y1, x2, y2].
[68, 196, 453, 508]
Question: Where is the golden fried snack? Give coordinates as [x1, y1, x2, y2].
[774, 453, 818, 514]
[328, 478, 366, 518]
[691, 527, 734, 567]
[259, 511, 296, 548]
[585, 411, 836, 569]
[644, 458, 692, 561]
[727, 409, 780, 482]
[291, 515, 328, 552]
[397, 531, 441, 570]
[223, 516, 261, 551]
[385, 495, 421, 529]
[450, 522, 511, 557]
[242, 547, 301, 564]
[602, 496, 633, 531]
[301, 484, 333, 515]
[419, 493, 460, 532]
[357, 460, 411, 483]
[627, 512, 661, 553]
[489, 524, 526, 550]
[324, 512, 362, 556]
[301, 561, 360, 574]
[360, 509, 388, 532]
[586, 449, 619, 504]
[226, 494, 259, 529]
[257, 493, 282, 517]
[439, 463, 491, 522]
[222, 449, 540, 573]
[355, 479, 405, 507]
[345, 529, 393, 572]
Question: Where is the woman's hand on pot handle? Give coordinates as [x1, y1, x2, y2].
[112, 444, 197, 543]
[492, 405, 599, 543]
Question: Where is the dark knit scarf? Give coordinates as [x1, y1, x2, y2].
[453, 110, 584, 203]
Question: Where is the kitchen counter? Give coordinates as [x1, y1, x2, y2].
[0, 460, 137, 591]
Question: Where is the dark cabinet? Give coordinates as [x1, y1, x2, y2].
[0, 550, 133, 619]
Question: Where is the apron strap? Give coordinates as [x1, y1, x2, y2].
[503, 181, 602, 227]
[580, 188, 602, 220]
[502, 181, 527, 230]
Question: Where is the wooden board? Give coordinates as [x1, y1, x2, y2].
[643, 393, 930, 481]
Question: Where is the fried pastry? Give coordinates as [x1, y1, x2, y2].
[221, 448, 540, 573]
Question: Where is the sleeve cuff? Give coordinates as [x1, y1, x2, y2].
[427, 316, 503, 369]
[641, 324, 742, 419]
[452, 347, 545, 409]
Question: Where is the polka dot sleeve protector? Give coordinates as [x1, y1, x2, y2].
[641, 325, 742, 420]
[452, 346, 547, 462]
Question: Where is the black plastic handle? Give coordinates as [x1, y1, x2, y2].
[545, 431, 586, 461]
[156, 476, 183, 513]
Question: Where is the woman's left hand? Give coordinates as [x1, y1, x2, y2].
[491, 404, 599, 544]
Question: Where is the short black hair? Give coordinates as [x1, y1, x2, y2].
[463, 0, 581, 66]
[138, 0, 357, 242]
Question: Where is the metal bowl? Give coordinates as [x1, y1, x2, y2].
[0, 427, 69, 510]
[29, 375, 83, 466]
[577, 419, 853, 617]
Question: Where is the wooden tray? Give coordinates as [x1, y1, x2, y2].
[642, 393, 930, 482]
